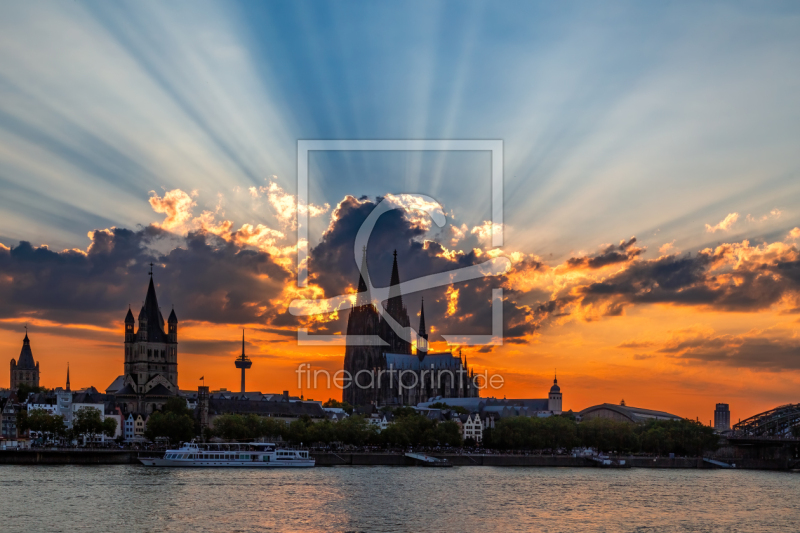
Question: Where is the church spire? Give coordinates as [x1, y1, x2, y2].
[356, 246, 372, 308]
[388, 250, 403, 305]
[66, 363, 70, 392]
[417, 298, 429, 360]
[419, 298, 427, 337]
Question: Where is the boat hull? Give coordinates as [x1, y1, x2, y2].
[139, 458, 315, 468]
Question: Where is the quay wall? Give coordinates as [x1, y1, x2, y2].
[0, 449, 140, 465]
[312, 453, 694, 468]
[0, 450, 791, 469]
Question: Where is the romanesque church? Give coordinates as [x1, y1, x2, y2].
[10, 330, 39, 390]
[343, 250, 479, 406]
[114, 272, 178, 414]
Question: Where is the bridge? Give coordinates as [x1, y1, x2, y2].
[733, 403, 800, 438]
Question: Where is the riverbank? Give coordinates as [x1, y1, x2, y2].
[0, 449, 793, 469]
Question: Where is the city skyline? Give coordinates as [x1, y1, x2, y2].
[2, 1, 800, 423]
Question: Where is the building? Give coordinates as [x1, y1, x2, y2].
[196, 387, 326, 433]
[367, 412, 393, 432]
[72, 387, 116, 443]
[714, 403, 731, 431]
[417, 377, 565, 418]
[343, 250, 479, 406]
[1, 391, 21, 439]
[114, 271, 179, 414]
[123, 412, 147, 442]
[10, 331, 39, 390]
[548, 375, 562, 414]
[462, 413, 483, 443]
[578, 403, 683, 423]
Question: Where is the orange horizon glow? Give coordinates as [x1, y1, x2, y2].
[2, 298, 797, 427]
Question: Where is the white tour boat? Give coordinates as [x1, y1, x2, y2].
[139, 441, 315, 468]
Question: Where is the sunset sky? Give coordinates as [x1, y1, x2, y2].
[1, 1, 800, 424]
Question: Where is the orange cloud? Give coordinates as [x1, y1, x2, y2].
[149, 189, 197, 231]
[705, 212, 739, 233]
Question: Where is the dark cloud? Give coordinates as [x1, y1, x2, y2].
[665, 334, 800, 370]
[307, 196, 536, 343]
[618, 341, 656, 349]
[566, 237, 643, 270]
[0, 226, 291, 327]
[577, 246, 800, 313]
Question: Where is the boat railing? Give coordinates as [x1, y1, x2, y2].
[174, 441, 310, 453]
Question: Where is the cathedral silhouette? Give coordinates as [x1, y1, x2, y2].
[343, 250, 479, 406]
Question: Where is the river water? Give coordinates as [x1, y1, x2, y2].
[1, 465, 799, 532]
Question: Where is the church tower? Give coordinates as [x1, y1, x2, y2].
[380, 250, 412, 354]
[343, 248, 383, 406]
[10, 329, 39, 390]
[119, 268, 178, 413]
[548, 374, 562, 414]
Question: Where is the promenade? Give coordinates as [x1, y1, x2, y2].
[0, 449, 792, 469]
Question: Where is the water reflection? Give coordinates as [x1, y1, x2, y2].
[1, 466, 798, 532]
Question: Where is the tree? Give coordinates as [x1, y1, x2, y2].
[144, 411, 194, 444]
[209, 414, 290, 442]
[434, 420, 463, 447]
[72, 407, 105, 445]
[143, 397, 197, 444]
[391, 406, 418, 419]
[334, 415, 378, 446]
[323, 399, 354, 414]
[578, 417, 638, 453]
[163, 396, 193, 418]
[22, 408, 67, 443]
[16, 384, 46, 403]
[102, 417, 118, 439]
[378, 413, 461, 448]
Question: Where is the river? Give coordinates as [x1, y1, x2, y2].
[1, 465, 798, 532]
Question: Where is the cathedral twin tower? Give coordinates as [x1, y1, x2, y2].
[343, 250, 478, 406]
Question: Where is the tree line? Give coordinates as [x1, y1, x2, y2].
[486, 416, 720, 455]
[199, 412, 719, 455]
[206, 410, 463, 448]
[18, 407, 117, 444]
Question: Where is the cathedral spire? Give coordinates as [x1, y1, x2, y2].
[356, 246, 372, 308]
[418, 298, 427, 337]
[417, 298, 429, 360]
[388, 250, 403, 304]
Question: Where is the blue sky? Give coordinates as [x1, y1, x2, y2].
[1, 1, 798, 258]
